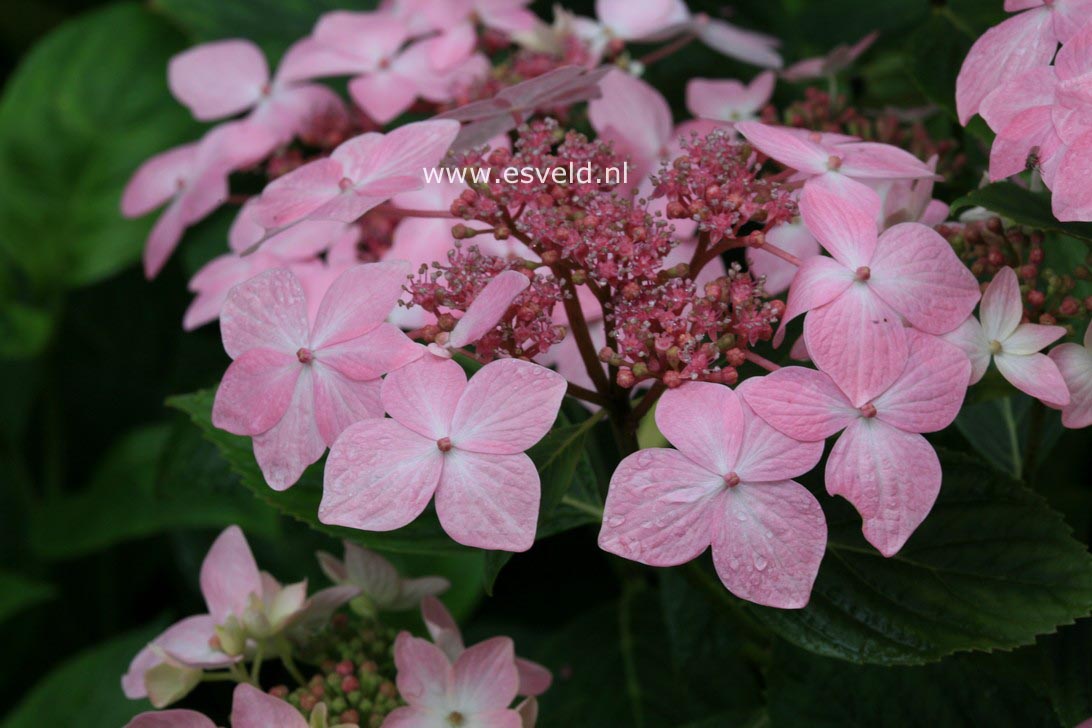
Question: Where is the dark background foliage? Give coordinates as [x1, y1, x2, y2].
[1, 1, 1091, 726]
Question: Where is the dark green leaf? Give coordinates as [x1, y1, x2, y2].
[905, 9, 972, 118]
[0, 572, 55, 624]
[749, 451, 1092, 665]
[0, 3, 198, 290]
[169, 388, 471, 555]
[950, 183, 1092, 242]
[1039, 620, 1092, 726]
[954, 394, 1064, 479]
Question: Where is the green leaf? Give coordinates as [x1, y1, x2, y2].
[1, 622, 165, 728]
[1039, 620, 1092, 726]
[0, 3, 198, 290]
[169, 388, 470, 555]
[0, 300, 54, 360]
[29, 420, 279, 560]
[950, 183, 1092, 242]
[766, 642, 1057, 728]
[904, 9, 972, 118]
[954, 394, 1064, 479]
[0, 571, 55, 624]
[749, 451, 1092, 665]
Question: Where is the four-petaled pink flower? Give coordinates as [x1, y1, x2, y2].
[599, 382, 827, 609]
[742, 331, 971, 556]
[321, 355, 566, 551]
[212, 263, 423, 489]
[250, 119, 459, 231]
[386, 632, 524, 728]
[316, 541, 450, 613]
[780, 180, 979, 407]
[1049, 321, 1092, 428]
[943, 266, 1069, 407]
[421, 595, 553, 697]
[126, 683, 311, 728]
[686, 71, 776, 124]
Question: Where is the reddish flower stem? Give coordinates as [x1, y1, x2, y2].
[744, 349, 781, 372]
[639, 33, 698, 67]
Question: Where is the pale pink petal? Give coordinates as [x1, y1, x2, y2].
[448, 270, 531, 349]
[341, 543, 400, 604]
[837, 142, 935, 180]
[598, 448, 721, 566]
[394, 632, 454, 709]
[338, 120, 460, 192]
[978, 67, 1057, 133]
[200, 526, 262, 621]
[251, 157, 346, 229]
[735, 122, 828, 175]
[1052, 132, 1092, 222]
[776, 255, 854, 345]
[1051, 340, 1092, 428]
[732, 388, 824, 482]
[426, 22, 476, 71]
[799, 176, 878, 268]
[348, 70, 420, 125]
[588, 70, 673, 180]
[321, 418, 442, 530]
[710, 480, 826, 608]
[687, 71, 776, 122]
[869, 223, 980, 334]
[316, 323, 423, 380]
[955, 8, 1057, 124]
[168, 40, 268, 121]
[126, 711, 215, 728]
[805, 172, 883, 225]
[382, 707, 442, 728]
[514, 658, 552, 697]
[382, 356, 467, 439]
[220, 268, 310, 359]
[251, 369, 327, 489]
[276, 37, 369, 83]
[826, 419, 941, 556]
[804, 286, 908, 407]
[1052, 0, 1092, 41]
[311, 366, 383, 445]
[394, 577, 451, 610]
[434, 450, 540, 551]
[1004, 322, 1066, 354]
[748, 220, 820, 296]
[310, 261, 412, 348]
[453, 637, 519, 711]
[739, 366, 855, 441]
[980, 266, 1023, 342]
[988, 106, 1062, 181]
[942, 315, 992, 384]
[121, 144, 196, 217]
[872, 331, 970, 433]
[449, 359, 566, 454]
[422, 595, 465, 660]
[697, 17, 783, 68]
[155, 615, 235, 667]
[596, 0, 679, 39]
[313, 11, 409, 67]
[231, 683, 308, 728]
[654, 381, 745, 474]
[995, 351, 1071, 405]
[143, 199, 189, 279]
[212, 349, 301, 435]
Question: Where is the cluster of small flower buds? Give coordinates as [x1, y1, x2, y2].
[938, 216, 1091, 332]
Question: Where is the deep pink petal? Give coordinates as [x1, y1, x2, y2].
[434, 450, 540, 551]
[168, 40, 268, 121]
[738, 366, 855, 441]
[872, 331, 970, 433]
[212, 349, 300, 435]
[804, 286, 909, 407]
[799, 176, 878, 269]
[710, 480, 827, 609]
[995, 351, 1071, 405]
[394, 632, 454, 710]
[826, 419, 941, 557]
[732, 386, 825, 482]
[980, 266, 1023, 342]
[311, 365, 383, 446]
[320, 418, 442, 530]
[231, 683, 308, 728]
[310, 261, 412, 348]
[1051, 341, 1092, 428]
[449, 359, 566, 455]
[200, 526, 262, 622]
[654, 381, 745, 474]
[220, 268, 310, 359]
[382, 355, 467, 439]
[453, 637, 519, 711]
[447, 270, 530, 349]
[251, 368, 327, 489]
[598, 448, 720, 566]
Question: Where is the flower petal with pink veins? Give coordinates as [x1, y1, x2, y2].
[220, 268, 310, 359]
[978, 67, 1057, 133]
[448, 270, 531, 349]
[980, 267, 1024, 342]
[321, 418, 442, 530]
[1004, 322, 1067, 354]
[710, 480, 827, 609]
[393, 632, 455, 709]
[988, 106, 1062, 181]
[799, 177, 878, 269]
[349, 70, 420, 125]
[955, 7, 1056, 124]
[382, 356, 467, 439]
[740, 366, 856, 441]
[655, 382, 745, 474]
[450, 359, 566, 454]
[311, 366, 383, 445]
[826, 419, 942, 557]
[942, 315, 992, 384]
[337, 120, 459, 190]
[231, 683, 308, 728]
[251, 368, 327, 489]
[168, 40, 268, 121]
[804, 285, 908, 407]
[1050, 339, 1092, 428]
[735, 121, 828, 176]
[453, 637, 520, 712]
[126, 710, 216, 728]
[434, 450, 540, 551]
[732, 388, 824, 482]
[869, 223, 981, 334]
[872, 332, 970, 433]
[200, 526, 262, 622]
[775, 254, 853, 345]
[995, 351, 1071, 406]
[316, 323, 423, 381]
[598, 448, 722, 566]
[515, 658, 553, 697]
[1052, 131, 1092, 222]
[212, 349, 300, 435]
[309, 262, 411, 347]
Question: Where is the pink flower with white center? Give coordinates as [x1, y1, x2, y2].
[427, 270, 532, 359]
[122, 527, 356, 707]
[316, 541, 450, 613]
[955, 0, 1092, 125]
[781, 31, 878, 82]
[943, 267, 1069, 407]
[212, 263, 423, 490]
[126, 683, 310, 728]
[743, 331, 972, 556]
[167, 39, 347, 147]
[385, 632, 523, 728]
[121, 121, 274, 278]
[747, 220, 820, 296]
[779, 181, 980, 407]
[421, 596, 552, 697]
[686, 71, 776, 124]
[249, 119, 459, 231]
[320, 355, 566, 551]
[1049, 321, 1092, 428]
[735, 121, 936, 217]
[598, 382, 827, 609]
